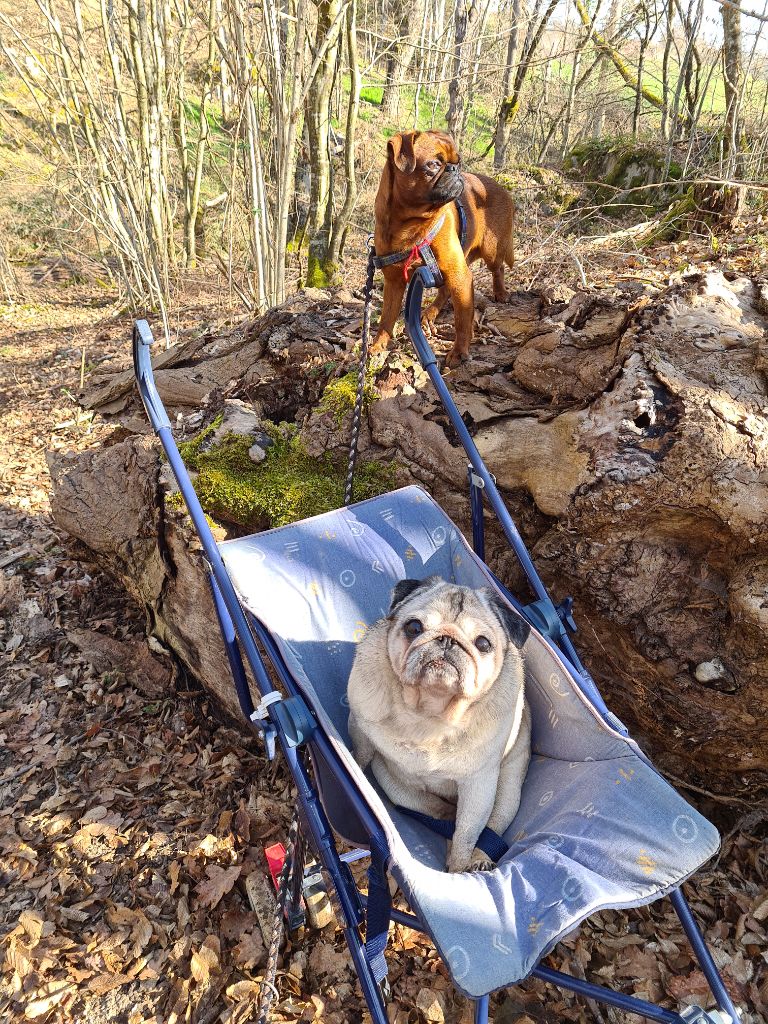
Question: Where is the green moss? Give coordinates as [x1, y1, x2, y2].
[640, 186, 696, 245]
[177, 413, 223, 470]
[319, 370, 378, 427]
[305, 252, 339, 288]
[175, 420, 395, 530]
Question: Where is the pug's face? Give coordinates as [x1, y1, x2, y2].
[386, 577, 529, 719]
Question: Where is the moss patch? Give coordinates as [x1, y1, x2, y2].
[565, 137, 684, 216]
[175, 421, 395, 530]
[318, 370, 378, 427]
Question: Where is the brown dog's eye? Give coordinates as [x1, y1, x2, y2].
[404, 619, 423, 639]
[475, 636, 492, 653]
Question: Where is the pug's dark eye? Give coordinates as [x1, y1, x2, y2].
[404, 619, 423, 639]
[475, 636, 492, 653]
[425, 159, 441, 173]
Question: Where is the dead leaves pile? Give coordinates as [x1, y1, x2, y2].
[1, 270, 767, 1024]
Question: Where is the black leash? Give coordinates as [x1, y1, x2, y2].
[344, 240, 377, 507]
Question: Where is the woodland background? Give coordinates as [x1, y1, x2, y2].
[1, 0, 768, 1021]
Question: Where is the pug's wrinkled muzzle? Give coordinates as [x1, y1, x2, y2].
[400, 628, 477, 697]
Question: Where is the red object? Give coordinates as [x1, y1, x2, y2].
[402, 243, 423, 282]
[264, 843, 287, 890]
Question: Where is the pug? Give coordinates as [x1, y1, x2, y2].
[371, 129, 516, 367]
[347, 576, 531, 872]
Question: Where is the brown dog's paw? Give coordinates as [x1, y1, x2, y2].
[444, 346, 469, 369]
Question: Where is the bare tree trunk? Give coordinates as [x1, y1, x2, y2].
[306, 0, 343, 287]
[380, 0, 426, 120]
[572, 0, 667, 119]
[0, 237, 20, 302]
[328, 0, 360, 266]
[560, 31, 583, 159]
[592, 0, 623, 137]
[722, 0, 744, 172]
[447, 0, 477, 142]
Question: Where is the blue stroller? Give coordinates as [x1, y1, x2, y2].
[133, 266, 741, 1024]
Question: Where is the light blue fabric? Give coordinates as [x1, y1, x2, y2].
[220, 486, 719, 998]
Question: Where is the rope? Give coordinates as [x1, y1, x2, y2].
[255, 811, 301, 1024]
[344, 243, 377, 507]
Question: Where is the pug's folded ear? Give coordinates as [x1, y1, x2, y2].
[487, 592, 531, 649]
[389, 576, 439, 615]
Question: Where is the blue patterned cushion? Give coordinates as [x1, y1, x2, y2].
[220, 486, 719, 998]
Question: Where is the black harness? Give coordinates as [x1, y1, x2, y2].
[372, 198, 468, 288]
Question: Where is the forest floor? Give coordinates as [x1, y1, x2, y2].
[1, 218, 768, 1024]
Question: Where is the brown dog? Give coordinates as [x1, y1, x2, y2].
[371, 130, 515, 367]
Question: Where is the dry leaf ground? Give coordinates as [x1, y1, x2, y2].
[1, 241, 767, 1023]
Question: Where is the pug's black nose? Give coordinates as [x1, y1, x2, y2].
[437, 634, 455, 650]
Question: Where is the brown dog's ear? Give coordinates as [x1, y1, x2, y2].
[488, 592, 530, 649]
[387, 131, 420, 174]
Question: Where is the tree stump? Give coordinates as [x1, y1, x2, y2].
[49, 270, 768, 794]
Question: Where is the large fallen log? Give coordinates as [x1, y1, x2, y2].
[48, 269, 768, 793]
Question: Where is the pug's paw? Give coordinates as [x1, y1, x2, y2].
[469, 848, 496, 872]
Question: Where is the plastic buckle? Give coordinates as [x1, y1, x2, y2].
[250, 691, 283, 722]
[250, 692, 283, 760]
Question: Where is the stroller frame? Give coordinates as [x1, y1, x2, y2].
[132, 266, 740, 1024]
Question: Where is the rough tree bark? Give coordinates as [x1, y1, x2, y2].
[48, 272, 768, 794]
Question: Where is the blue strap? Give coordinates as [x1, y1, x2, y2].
[455, 198, 468, 251]
[364, 832, 392, 984]
[395, 806, 509, 864]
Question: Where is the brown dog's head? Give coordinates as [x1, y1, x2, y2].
[384, 130, 465, 211]
[385, 577, 529, 720]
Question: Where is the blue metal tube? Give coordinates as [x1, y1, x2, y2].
[532, 966, 684, 1023]
[133, 323, 276, 709]
[207, 574, 255, 721]
[404, 273, 549, 605]
[670, 888, 740, 1022]
[283, 742, 388, 1024]
[473, 995, 489, 1024]
[341, 849, 371, 864]
[468, 465, 486, 560]
[403, 270, 591, 682]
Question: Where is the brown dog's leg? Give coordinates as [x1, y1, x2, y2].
[371, 270, 407, 353]
[422, 284, 450, 334]
[490, 262, 508, 303]
[444, 271, 474, 368]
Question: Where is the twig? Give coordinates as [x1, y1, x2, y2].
[662, 773, 752, 807]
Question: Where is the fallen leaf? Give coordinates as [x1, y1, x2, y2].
[232, 929, 265, 970]
[194, 864, 241, 909]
